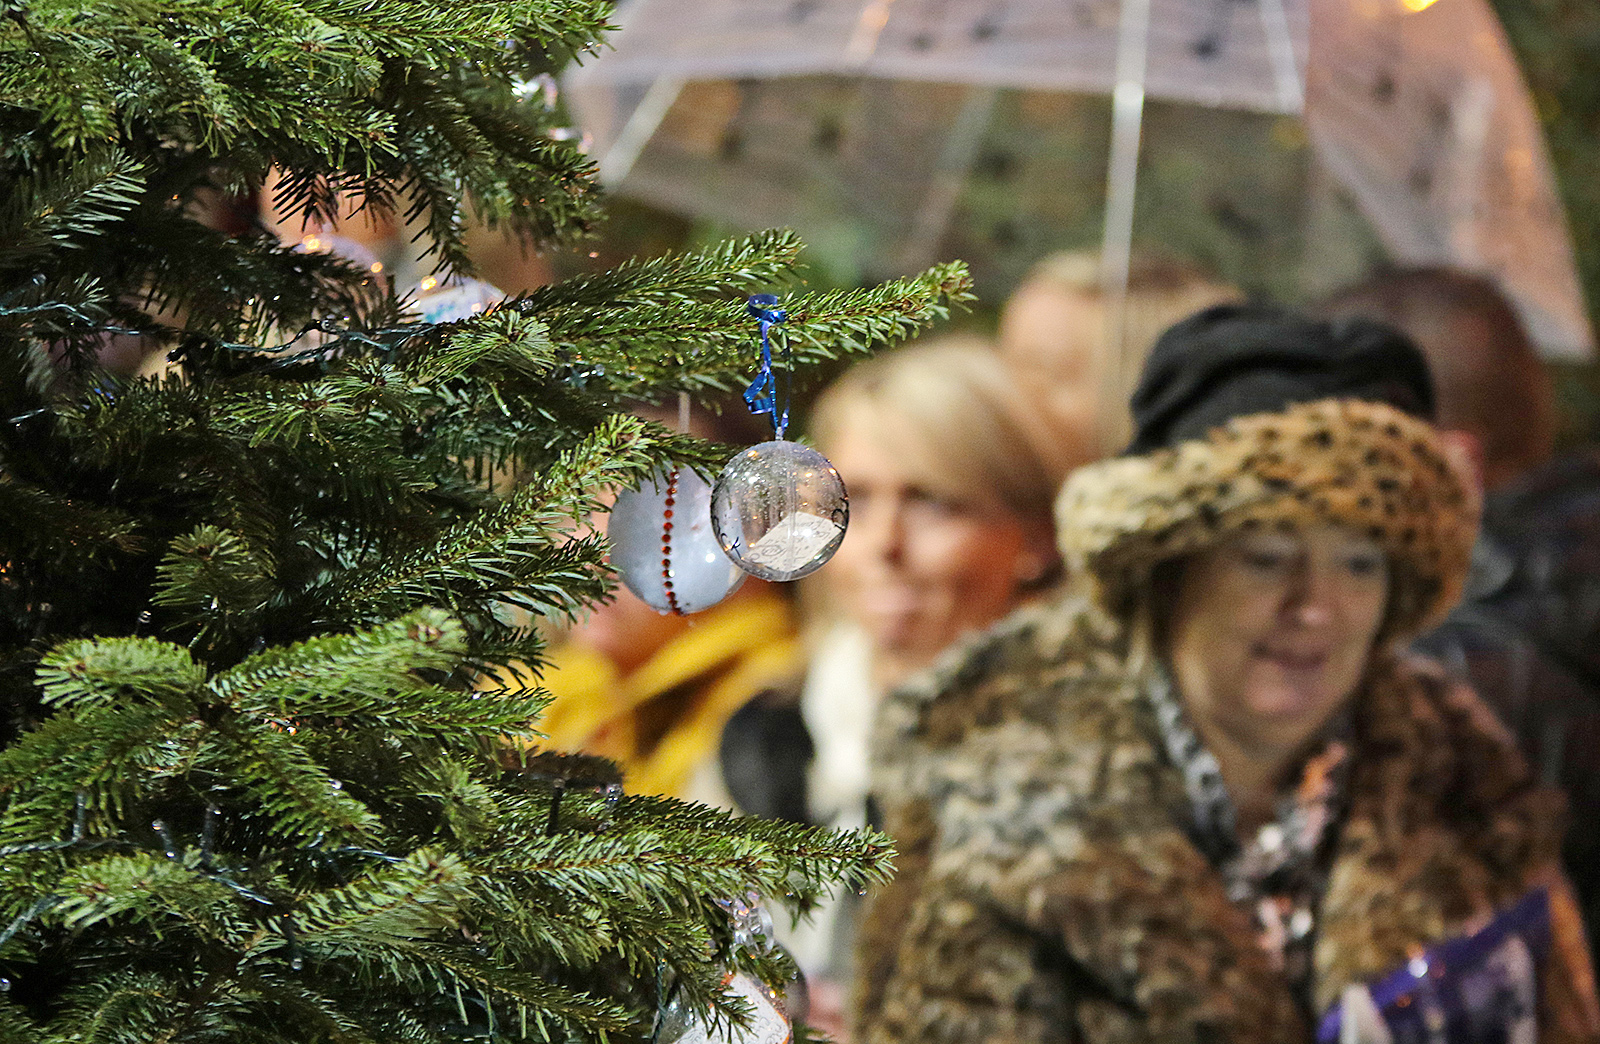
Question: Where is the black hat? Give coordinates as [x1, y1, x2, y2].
[1125, 303, 1435, 455]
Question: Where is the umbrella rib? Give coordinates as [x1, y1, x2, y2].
[1259, 0, 1306, 113]
[844, 0, 898, 66]
[599, 75, 687, 186]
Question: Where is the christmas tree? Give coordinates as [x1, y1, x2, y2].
[0, 2, 968, 1040]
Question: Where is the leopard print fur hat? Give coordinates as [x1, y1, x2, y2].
[1055, 306, 1478, 641]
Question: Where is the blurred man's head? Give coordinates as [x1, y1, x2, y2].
[999, 251, 1239, 459]
[1316, 267, 1556, 492]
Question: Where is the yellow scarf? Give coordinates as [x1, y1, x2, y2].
[532, 593, 799, 800]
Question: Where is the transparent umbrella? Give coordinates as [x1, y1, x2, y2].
[566, 0, 1591, 359]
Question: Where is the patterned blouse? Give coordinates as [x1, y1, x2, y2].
[1145, 665, 1353, 1019]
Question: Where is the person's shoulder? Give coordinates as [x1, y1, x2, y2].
[1457, 449, 1600, 696]
[1387, 653, 1517, 740]
[719, 679, 814, 823]
[1485, 447, 1600, 539]
[1370, 652, 1562, 839]
[877, 588, 1129, 754]
[1377, 653, 1524, 766]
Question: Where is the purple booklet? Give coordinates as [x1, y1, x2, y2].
[1316, 888, 1550, 1044]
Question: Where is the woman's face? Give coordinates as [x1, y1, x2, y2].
[1164, 525, 1389, 760]
[826, 419, 1048, 689]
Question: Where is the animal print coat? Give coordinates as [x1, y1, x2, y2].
[854, 594, 1599, 1044]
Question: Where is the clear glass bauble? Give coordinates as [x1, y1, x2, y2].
[655, 972, 789, 1044]
[711, 441, 848, 582]
[293, 232, 381, 274]
[407, 275, 504, 323]
[609, 467, 745, 615]
[716, 890, 777, 955]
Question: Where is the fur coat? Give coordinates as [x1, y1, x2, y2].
[854, 593, 1598, 1044]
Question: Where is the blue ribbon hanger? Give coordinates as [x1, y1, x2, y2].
[742, 294, 788, 438]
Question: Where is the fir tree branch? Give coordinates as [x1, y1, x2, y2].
[57, 971, 176, 1044]
[525, 250, 974, 391]
[0, 999, 36, 1044]
[0, 701, 204, 828]
[291, 847, 472, 944]
[514, 229, 808, 317]
[153, 525, 276, 639]
[211, 611, 546, 739]
[404, 946, 635, 1036]
[209, 720, 383, 842]
[318, 414, 662, 626]
[0, 484, 143, 566]
[50, 850, 236, 935]
[402, 309, 557, 385]
[36, 637, 206, 711]
[0, 4, 920, 1039]
[0, 149, 143, 277]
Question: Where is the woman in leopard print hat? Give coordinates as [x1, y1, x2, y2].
[855, 304, 1599, 1044]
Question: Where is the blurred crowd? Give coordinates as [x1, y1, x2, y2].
[530, 248, 1600, 1041]
[154, 190, 1600, 1040]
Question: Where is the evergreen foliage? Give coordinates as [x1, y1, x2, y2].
[0, 1, 968, 1039]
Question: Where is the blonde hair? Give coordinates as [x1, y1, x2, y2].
[999, 251, 1239, 456]
[809, 336, 1072, 542]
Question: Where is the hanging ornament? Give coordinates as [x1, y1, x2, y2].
[407, 274, 504, 323]
[294, 232, 383, 276]
[653, 891, 791, 1044]
[610, 467, 745, 614]
[655, 972, 791, 1044]
[712, 442, 847, 582]
[716, 890, 778, 955]
[712, 296, 848, 582]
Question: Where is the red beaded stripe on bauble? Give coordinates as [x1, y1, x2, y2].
[660, 468, 683, 615]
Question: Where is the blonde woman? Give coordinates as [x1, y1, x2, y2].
[721, 337, 1084, 1036]
[810, 336, 1078, 691]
